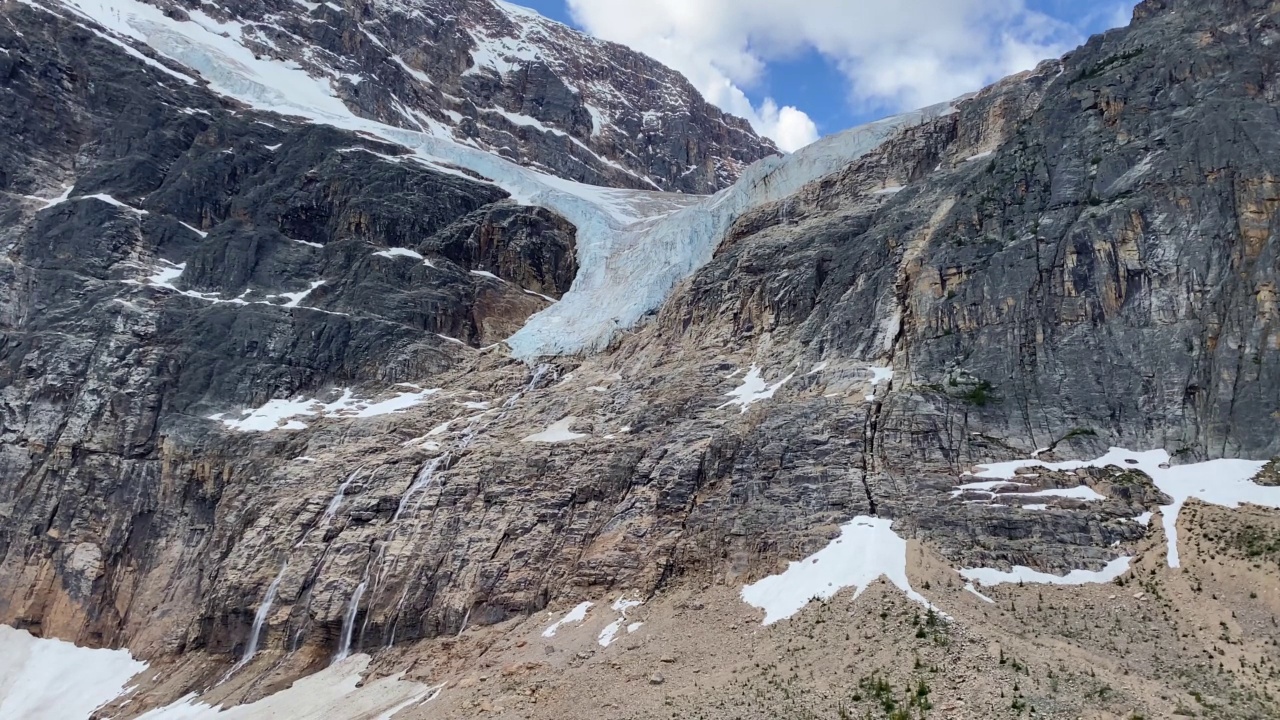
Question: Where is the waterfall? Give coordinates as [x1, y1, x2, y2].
[353, 364, 552, 656]
[317, 466, 364, 532]
[219, 561, 288, 681]
[392, 456, 442, 522]
[242, 561, 288, 663]
[333, 579, 367, 663]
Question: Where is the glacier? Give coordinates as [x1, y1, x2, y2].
[35, 0, 950, 359]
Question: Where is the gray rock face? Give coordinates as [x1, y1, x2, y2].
[677, 0, 1280, 460]
[2, 0, 1280, 713]
[0, 0, 575, 649]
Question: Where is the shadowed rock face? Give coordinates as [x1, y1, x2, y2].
[3, 0, 1280, 715]
[0, 0, 576, 651]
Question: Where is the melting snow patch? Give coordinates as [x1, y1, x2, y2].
[869, 367, 894, 385]
[720, 365, 794, 414]
[373, 247, 424, 261]
[210, 387, 440, 432]
[960, 556, 1133, 587]
[541, 602, 592, 638]
[740, 517, 935, 626]
[0, 625, 146, 720]
[278, 280, 325, 308]
[597, 596, 643, 648]
[522, 417, 587, 443]
[133, 655, 440, 719]
[968, 448, 1276, 567]
[951, 480, 1107, 503]
[1133, 511, 1154, 526]
[963, 583, 995, 603]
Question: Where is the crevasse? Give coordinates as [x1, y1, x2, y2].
[48, 0, 950, 359]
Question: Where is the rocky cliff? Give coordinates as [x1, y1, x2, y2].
[3, 0, 1280, 718]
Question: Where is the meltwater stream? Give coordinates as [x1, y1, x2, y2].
[325, 364, 554, 662]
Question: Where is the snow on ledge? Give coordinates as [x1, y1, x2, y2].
[950, 480, 1107, 503]
[521, 417, 586, 443]
[0, 625, 145, 720]
[372, 247, 423, 261]
[720, 365, 794, 414]
[967, 448, 1276, 567]
[740, 516, 936, 626]
[960, 556, 1133, 587]
[210, 386, 440, 432]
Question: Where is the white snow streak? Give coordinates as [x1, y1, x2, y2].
[541, 601, 592, 637]
[960, 556, 1133, 587]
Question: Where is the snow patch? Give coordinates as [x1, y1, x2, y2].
[210, 387, 440, 432]
[960, 556, 1133, 587]
[522, 417, 586, 443]
[951, 480, 1107, 503]
[541, 601, 592, 638]
[134, 655, 440, 719]
[597, 596, 643, 648]
[740, 516, 936, 625]
[373, 247, 423, 261]
[0, 625, 146, 720]
[720, 365, 793, 414]
[968, 448, 1276, 567]
[963, 583, 995, 603]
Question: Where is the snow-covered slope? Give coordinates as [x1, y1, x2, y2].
[27, 0, 949, 360]
[0, 625, 145, 720]
[0, 624, 437, 720]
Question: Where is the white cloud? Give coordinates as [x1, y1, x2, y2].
[756, 99, 820, 153]
[564, 0, 1090, 150]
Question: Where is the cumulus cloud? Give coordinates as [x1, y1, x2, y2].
[564, 0, 1092, 150]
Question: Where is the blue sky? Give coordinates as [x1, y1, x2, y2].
[508, 0, 1137, 149]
